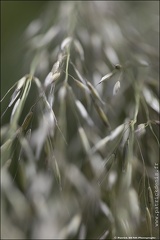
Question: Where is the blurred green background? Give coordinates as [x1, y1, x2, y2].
[1, 1, 48, 123]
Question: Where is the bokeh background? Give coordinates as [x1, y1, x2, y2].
[1, 1, 49, 124]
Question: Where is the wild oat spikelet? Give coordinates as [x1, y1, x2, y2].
[122, 138, 129, 173]
[21, 112, 33, 131]
[145, 207, 152, 237]
[147, 186, 154, 217]
[113, 81, 120, 96]
[94, 102, 110, 128]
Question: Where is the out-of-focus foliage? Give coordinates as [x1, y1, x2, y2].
[1, 1, 159, 239]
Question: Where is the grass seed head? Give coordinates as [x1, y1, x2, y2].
[145, 207, 152, 237]
[1, 1, 159, 239]
[147, 186, 154, 217]
[21, 111, 33, 132]
[94, 102, 110, 128]
[113, 80, 120, 96]
[122, 138, 129, 173]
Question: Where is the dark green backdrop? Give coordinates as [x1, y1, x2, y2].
[1, 1, 48, 123]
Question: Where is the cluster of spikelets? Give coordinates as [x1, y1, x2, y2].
[1, 1, 159, 239]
